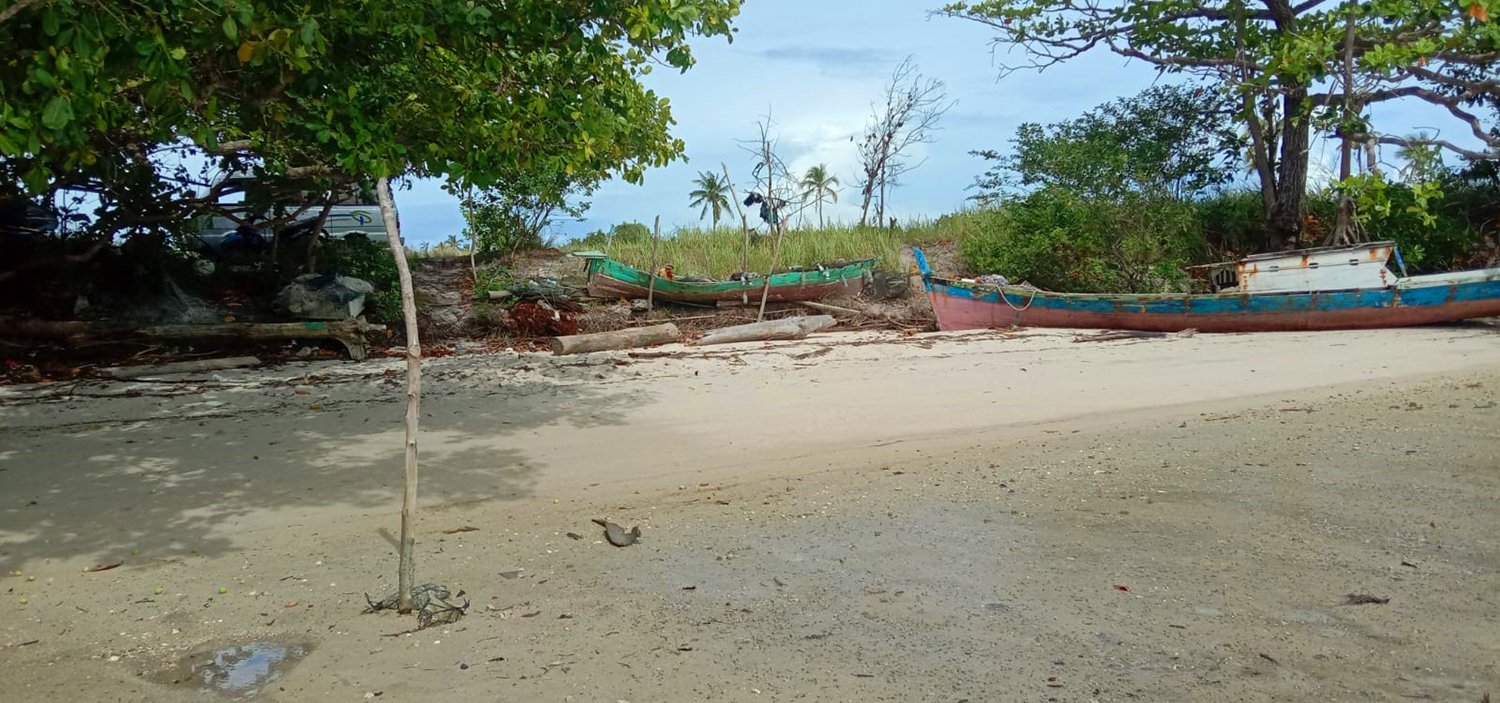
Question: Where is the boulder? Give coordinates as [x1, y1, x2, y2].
[274, 273, 375, 320]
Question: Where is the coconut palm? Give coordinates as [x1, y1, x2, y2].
[800, 164, 840, 228]
[1395, 132, 1444, 183]
[688, 171, 731, 227]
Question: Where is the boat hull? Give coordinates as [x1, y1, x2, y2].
[924, 270, 1500, 333]
[583, 257, 872, 304]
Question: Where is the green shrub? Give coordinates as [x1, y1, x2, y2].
[573, 222, 651, 250]
[960, 189, 1200, 293]
[322, 235, 402, 322]
[1366, 182, 1484, 272]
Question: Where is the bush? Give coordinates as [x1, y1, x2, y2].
[1369, 181, 1487, 272]
[960, 189, 1200, 293]
[573, 222, 651, 250]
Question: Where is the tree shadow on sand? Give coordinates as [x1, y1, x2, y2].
[0, 363, 641, 573]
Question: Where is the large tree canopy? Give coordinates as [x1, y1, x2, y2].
[972, 85, 1241, 202]
[940, 0, 1498, 245]
[0, 0, 741, 241]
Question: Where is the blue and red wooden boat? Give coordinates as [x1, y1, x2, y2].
[914, 243, 1500, 333]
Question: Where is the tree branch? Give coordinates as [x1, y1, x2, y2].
[1358, 133, 1495, 161]
[1330, 84, 1500, 150]
[0, 0, 46, 25]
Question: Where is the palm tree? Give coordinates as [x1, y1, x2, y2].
[1395, 132, 1443, 183]
[800, 164, 840, 228]
[688, 171, 731, 227]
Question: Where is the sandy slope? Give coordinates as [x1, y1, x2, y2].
[0, 326, 1497, 701]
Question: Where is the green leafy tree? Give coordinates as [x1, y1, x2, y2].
[939, 0, 1500, 248]
[461, 166, 594, 256]
[0, 0, 741, 248]
[799, 164, 841, 228]
[688, 171, 731, 226]
[972, 85, 1239, 202]
[0, 0, 740, 617]
[963, 88, 1220, 292]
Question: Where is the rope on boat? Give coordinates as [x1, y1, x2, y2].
[1000, 286, 1038, 312]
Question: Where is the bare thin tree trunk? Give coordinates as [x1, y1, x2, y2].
[1362, 140, 1383, 178]
[377, 178, 422, 615]
[762, 133, 779, 237]
[1235, 20, 1279, 247]
[756, 220, 788, 323]
[858, 181, 873, 228]
[463, 188, 478, 285]
[0, 0, 46, 26]
[720, 163, 751, 274]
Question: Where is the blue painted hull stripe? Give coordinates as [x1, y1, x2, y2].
[929, 278, 1500, 314]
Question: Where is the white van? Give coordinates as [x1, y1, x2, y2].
[189, 172, 396, 251]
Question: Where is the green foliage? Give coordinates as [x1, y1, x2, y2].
[972, 85, 1239, 202]
[321, 236, 402, 322]
[940, 0, 1500, 242]
[460, 165, 592, 256]
[574, 222, 652, 250]
[1366, 180, 1488, 271]
[0, 0, 742, 245]
[962, 87, 1212, 292]
[960, 190, 1200, 293]
[472, 262, 515, 298]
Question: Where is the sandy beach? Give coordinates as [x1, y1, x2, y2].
[1, 326, 1497, 702]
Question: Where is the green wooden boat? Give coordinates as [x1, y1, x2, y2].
[573, 252, 874, 304]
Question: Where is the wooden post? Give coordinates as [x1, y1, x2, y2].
[377, 178, 422, 615]
[646, 215, 661, 312]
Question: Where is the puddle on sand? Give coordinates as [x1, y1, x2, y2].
[149, 640, 312, 698]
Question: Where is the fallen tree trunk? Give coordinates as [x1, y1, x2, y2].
[551, 323, 680, 356]
[0, 317, 385, 360]
[139, 320, 384, 361]
[101, 356, 262, 379]
[695, 315, 836, 346]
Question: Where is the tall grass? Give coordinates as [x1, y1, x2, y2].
[570, 221, 964, 278]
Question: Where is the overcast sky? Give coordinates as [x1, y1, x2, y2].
[392, 0, 1472, 246]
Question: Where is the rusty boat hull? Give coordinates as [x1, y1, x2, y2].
[914, 249, 1500, 333]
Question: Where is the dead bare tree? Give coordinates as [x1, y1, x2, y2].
[736, 115, 798, 321]
[737, 114, 797, 237]
[856, 57, 953, 228]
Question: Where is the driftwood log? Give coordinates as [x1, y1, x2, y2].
[551, 323, 680, 356]
[101, 356, 262, 379]
[0, 317, 385, 360]
[795, 300, 863, 316]
[694, 315, 836, 346]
